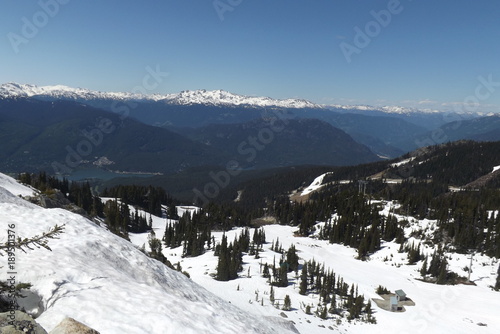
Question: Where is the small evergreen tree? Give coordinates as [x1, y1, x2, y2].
[274, 263, 288, 287]
[375, 285, 389, 295]
[319, 304, 328, 319]
[328, 294, 337, 314]
[216, 235, 230, 281]
[262, 263, 270, 278]
[437, 259, 448, 284]
[283, 295, 292, 311]
[299, 262, 308, 295]
[420, 257, 428, 277]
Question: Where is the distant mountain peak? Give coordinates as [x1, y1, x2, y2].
[327, 103, 441, 115]
[0, 83, 322, 109]
[164, 89, 320, 109]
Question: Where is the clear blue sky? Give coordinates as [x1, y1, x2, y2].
[1, 0, 499, 112]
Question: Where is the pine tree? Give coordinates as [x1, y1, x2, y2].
[286, 244, 299, 272]
[274, 263, 288, 287]
[328, 294, 337, 314]
[299, 262, 308, 295]
[428, 251, 441, 277]
[364, 299, 372, 315]
[319, 304, 328, 319]
[216, 235, 230, 281]
[357, 236, 369, 260]
[420, 257, 428, 278]
[262, 263, 270, 278]
[283, 295, 291, 311]
[437, 258, 448, 284]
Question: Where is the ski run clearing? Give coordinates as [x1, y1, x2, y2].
[1, 172, 499, 333]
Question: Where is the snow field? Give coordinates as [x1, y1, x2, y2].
[126, 201, 500, 334]
[2, 171, 498, 334]
[0, 179, 298, 334]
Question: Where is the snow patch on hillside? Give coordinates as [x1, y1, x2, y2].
[301, 173, 330, 196]
[390, 157, 415, 168]
[176, 206, 201, 217]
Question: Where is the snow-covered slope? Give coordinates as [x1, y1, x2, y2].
[300, 172, 331, 196]
[0, 83, 320, 109]
[129, 208, 500, 334]
[0, 173, 36, 197]
[0, 174, 297, 334]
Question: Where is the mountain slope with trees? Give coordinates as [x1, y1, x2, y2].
[175, 118, 380, 169]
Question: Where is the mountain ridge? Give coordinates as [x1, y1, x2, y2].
[0, 83, 320, 109]
[3, 82, 492, 117]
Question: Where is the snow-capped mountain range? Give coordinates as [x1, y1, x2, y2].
[329, 103, 435, 114]
[0, 82, 454, 114]
[0, 82, 319, 109]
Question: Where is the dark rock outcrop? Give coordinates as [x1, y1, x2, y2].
[0, 310, 47, 334]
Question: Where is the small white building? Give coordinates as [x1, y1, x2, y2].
[390, 296, 398, 312]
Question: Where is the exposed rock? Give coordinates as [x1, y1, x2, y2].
[0, 310, 47, 334]
[49, 317, 100, 334]
[264, 316, 299, 334]
[17, 290, 45, 319]
[29, 190, 88, 216]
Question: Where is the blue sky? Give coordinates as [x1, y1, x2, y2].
[1, 0, 499, 112]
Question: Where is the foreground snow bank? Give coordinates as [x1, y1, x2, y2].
[0, 178, 297, 334]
